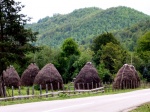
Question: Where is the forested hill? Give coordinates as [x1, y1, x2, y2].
[114, 20, 150, 51]
[26, 6, 150, 47]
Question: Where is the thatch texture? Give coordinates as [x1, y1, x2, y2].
[21, 63, 39, 86]
[3, 66, 21, 88]
[113, 64, 140, 89]
[34, 63, 63, 90]
[0, 77, 3, 97]
[74, 62, 101, 90]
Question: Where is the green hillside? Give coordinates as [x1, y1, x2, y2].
[26, 6, 150, 47]
[114, 20, 150, 51]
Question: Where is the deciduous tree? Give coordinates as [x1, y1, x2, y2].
[90, 32, 120, 66]
[137, 31, 150, 64]
[137, 31, 150, 81]
[56, 38, 80, 83]
[100, 42, 127, 74]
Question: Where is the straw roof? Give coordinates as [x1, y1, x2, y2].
[74, 62, 101, 89]
[0, 77, 3, 96]
[21, 63, 39, 86]
[113, 64, 140, 89]
[34, 63, 63, 90]
[3, 66, 21, 88]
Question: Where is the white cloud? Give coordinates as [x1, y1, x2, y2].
[15, 0, 150, 23]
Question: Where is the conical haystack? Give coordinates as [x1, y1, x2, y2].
[21, 63, 39, 86]
[34, 63, 63, 90]
[3, 66, 21, 88]
[113, 64, 140, 89]
[0, 77, 3, 96]
[74, 62, 101, 89]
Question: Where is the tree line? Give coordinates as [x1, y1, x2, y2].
[26, 6, 150, 48]
[0, 0, 150, 97]
[0, 0, 38, 96]
[26, 32, 150, 84]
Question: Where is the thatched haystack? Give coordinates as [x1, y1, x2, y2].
[34, 63, 63, 90]
[3, 66, 21, 88]
[21, 63, 39, 86]
[113, 64, 140, 89]
[74, 62, 101, 90]
[0, 77, 3, 97]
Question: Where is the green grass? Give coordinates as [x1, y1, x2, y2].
[4, 86, 45, 96]
[0, 82, 149, 106]
[0, 87, 143, 106]
[131, 102, 150, 112]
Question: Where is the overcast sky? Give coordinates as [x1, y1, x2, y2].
[15, 0, 150, 23]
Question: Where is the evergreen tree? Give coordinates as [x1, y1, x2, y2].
[0, 0, 38, 96]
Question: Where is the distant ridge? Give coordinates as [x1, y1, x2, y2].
[26, 6, 150, 48]
[114, 20, 150, 51]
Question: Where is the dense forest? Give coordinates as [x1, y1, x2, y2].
[26, 6, 150, 49]
[24, 6, 150, 83]
[114, 20, 150, 51]
[27, 7, 150, 47]
[1, 2, 150, 88]
[1, 0, 150, 99]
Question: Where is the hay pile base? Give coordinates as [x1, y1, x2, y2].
[34, 63, 63, 90]
[3, 66, 20, 88]
[74, 62, 101, 90]
[113, 64, 140, 89]
[21, 63, 39, 86]
[0, 77, 3, 96]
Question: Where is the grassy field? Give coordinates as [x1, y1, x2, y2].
[0, 87, 142, 106]
[131, 102, 150, 112]
[0, 82, 149, 106]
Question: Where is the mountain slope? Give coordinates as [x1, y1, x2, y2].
[114, 20, 150, 51]
[26, 6, 150, 47]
